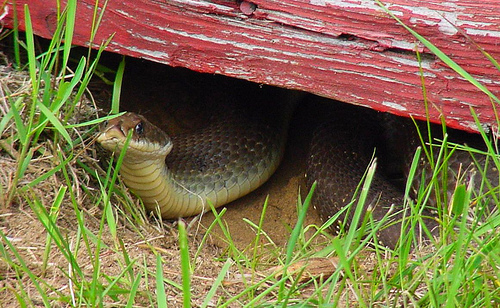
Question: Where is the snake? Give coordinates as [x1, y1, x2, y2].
[97, 98, 498, 247]
[97, 104, 289, 219]
[305, 101, 498, 247]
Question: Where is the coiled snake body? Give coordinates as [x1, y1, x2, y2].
[98, 107, 288, 219]
[98, 100, 498, 247]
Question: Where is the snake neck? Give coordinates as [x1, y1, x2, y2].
[119, 157, 166, 187]
[119, 158, 169, 205]
[119, 156, 210, 219]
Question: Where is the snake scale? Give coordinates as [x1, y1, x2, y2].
[98, 97, 498, 248]
[98, 101, 290, 219]
[306, 101, 497, 247]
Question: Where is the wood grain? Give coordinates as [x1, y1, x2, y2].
[5, 0, 500, 132]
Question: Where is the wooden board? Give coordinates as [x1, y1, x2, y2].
[4, 0, 500, 132]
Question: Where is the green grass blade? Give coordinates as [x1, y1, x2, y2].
[0, 97, 20, 137]
[9, 97, 27, 144]
[104, 191, 118, 240]
[19, 155, 72, 192]
[26, 195, 83, 277]
[201, 258, 233, 308]
[0, 230, 52, 307]
[62, 0, 77, 70]
[11, 1, 21, 68]
[156, 254, 168, 308]
[66, 112, 125, 129]
[286, 182, 316, 264]
[345, 158, 377, 247]
[51, 56, 86, 111]
[277, 182, 316, 302]
[36, 103, 72, 144]
[101, 261, 136, 300]
[178, 220, 191, 308]
[251, 195, 270, 270]
[23, 5, 38, 102]
[41, 186, 66, 272]
[125, 274, 143, 308]
[112, 56, 125, 114]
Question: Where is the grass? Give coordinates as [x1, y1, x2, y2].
[0, 1, 499, 307]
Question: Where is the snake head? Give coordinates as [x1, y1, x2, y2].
[97, 112, 172, 161]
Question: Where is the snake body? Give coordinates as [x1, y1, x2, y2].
[98, 109, 288, 219]
[98, 100, 497, 247]
[306, 101, 498, 247]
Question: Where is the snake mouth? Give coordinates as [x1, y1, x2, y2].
[97, 113, 173, 160]
[97, 125, 128, 150]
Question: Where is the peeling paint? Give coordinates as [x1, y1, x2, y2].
[463, 28, 500, 37]
[405, 5, 461, 36]
[460, 121, 486, 132]
[325, 0, 380, 10]
[382, 101, 408, 111]
[389, 40, 425, 53]
[123, 46, 169, 59]
[138, 35, 169, 45]
[6, 0, 500, 132]
[390, 56, 433, 71]
[309, 0, 326, 6]
[437, 11, 459, 35]
[387, 3, 500, 38]
[115, 9, 133, 18]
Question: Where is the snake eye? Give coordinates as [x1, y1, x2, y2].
[135, 122, 144, 135]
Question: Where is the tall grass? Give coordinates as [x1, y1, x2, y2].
[0, 1, 148, 306]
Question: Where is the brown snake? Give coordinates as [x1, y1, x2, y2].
[98, 100, 498, 248]
[97, 106, 289, 219]
[306, 101, 498, 247]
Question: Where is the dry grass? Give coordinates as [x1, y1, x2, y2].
[0, 57, 229, 307]
[0, 54, 341, 307]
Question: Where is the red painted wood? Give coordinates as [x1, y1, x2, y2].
[4, 0, 500, 132]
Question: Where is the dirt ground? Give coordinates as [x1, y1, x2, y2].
[0, 53, 331, 306]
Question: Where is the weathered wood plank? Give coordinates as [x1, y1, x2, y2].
[5, 0, 500, 132]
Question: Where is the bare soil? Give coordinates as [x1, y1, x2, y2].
[0, 54, 328, 307]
